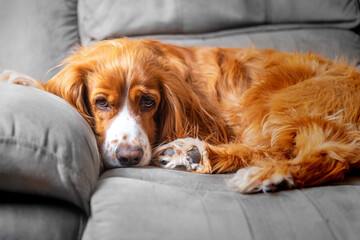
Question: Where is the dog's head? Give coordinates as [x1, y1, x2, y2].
[46, 39, 228, 170]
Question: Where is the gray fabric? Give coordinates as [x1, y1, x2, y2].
[83, 168, 360, 240]
[0, 82, 100, 213]
[0, 193, 86, 240]
[79, 0, 360, 45]
[0, 0, 79, 82]
[141, 27, 360, 67]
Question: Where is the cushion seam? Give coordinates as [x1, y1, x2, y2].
[137, 25, 358, 41]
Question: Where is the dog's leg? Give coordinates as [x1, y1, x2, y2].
[153, 115, 360, 193]
[152, 138, 270, 173]
[228, 115, 360, 193]
[153, 138, 297, 192]
[0, 70, 45, 90]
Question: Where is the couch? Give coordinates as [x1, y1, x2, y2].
[1, 0, 360, 239]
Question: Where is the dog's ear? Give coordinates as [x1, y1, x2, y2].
[45, 52, 94, 127]
[155, 57, 229, 145]
[147, 41, 229, 145]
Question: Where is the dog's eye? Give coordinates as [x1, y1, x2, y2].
[140, 96, 155, 112]
[95, 98, 110, 110]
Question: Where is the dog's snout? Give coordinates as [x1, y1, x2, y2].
[115, 145, 144, 166]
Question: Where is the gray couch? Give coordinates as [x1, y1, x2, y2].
[1, 0, 360, 239]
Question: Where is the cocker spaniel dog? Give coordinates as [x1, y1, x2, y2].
[2, 38, 360, 193]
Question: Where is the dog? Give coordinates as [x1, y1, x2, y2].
[2, 38, 360, 193]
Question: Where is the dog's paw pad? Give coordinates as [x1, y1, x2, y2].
[187, 146, 201, 164]
[152, 138, 207, 171]
[160, 159, 169, 165]
[163, 148, 175, 157]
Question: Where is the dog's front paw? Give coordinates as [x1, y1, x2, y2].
[228, 167, 294, 193]
[152, 138, 209, 172]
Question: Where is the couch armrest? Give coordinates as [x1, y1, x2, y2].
[0, 82, 100, 214]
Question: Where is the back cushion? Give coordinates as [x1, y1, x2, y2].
[78, 0, 360, 45]
[0, 0, 79, 82]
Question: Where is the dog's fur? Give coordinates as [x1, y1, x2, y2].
[3, 38, 360, 193]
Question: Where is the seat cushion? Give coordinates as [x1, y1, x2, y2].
[0, 82, 100, 213]
[83, 167, 360, 240]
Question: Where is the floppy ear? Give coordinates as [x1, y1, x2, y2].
[156, 67, 229, 146]
[45, 53, 94, 127]
[147, 40, 229, 145]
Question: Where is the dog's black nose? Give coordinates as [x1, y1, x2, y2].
[115, 145, 143, 166]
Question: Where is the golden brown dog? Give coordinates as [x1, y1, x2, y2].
[3, 38, 360, 193]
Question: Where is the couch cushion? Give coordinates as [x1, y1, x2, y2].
[78, 0, 360, 45]
[0, 82, 100, 214]
[149, 28, 360, 67]
[0, 0, 79, 82]
[83, 167, 360, 240]
[82, 27, 360, 68]
[0, 192, 86, 240]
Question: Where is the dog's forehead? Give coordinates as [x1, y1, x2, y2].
[86, 67, 160, 108]
[87, 69, 125, 95]
[84, 40, 164, 103]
